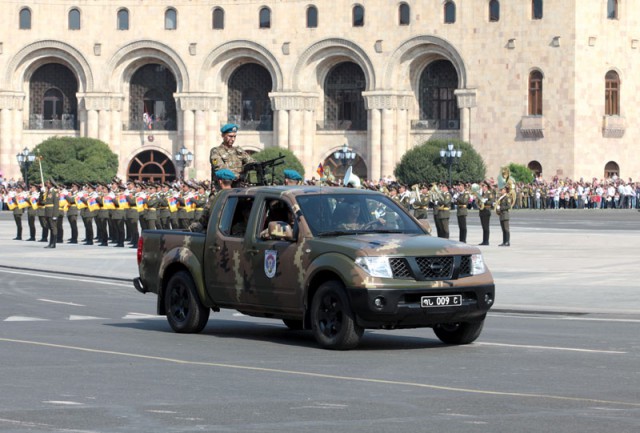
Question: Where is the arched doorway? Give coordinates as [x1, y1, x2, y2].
[127, 150, 177, 182]
[322, 153, 368, 183]
[604, 161, 619, 179]
[527, 160, 543, 177]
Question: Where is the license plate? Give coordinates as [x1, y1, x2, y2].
[421, 295, 462, 308]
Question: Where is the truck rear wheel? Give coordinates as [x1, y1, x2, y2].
[310, 281, 363, 350]
[165, 271, 210, 333]
[433, 320, 484, 345]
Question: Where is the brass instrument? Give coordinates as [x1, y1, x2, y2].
[412, 184, 421, 203]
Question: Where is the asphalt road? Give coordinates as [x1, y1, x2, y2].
[1, 268, 639, 433]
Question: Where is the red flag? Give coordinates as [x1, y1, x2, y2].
[316, 163, 324, 177]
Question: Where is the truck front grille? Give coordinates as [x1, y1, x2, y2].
[388, 255, 472, 281]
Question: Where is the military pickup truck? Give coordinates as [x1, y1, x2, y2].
[133, 186, 495, 350]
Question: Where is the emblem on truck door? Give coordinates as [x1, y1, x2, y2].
[264, 250, 277, 278]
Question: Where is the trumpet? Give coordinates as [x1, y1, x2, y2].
[412, 184, 421, 202]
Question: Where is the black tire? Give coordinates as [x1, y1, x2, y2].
[282, 319, 304, 330]
[433, 320, 484, 344]
[310, 281, 364, 350]
[164, 271, 210, 333]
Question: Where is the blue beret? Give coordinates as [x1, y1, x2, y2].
[284, 169, 303, 181]
[220, 123, 239, 134]
[215, 168, 237, 181]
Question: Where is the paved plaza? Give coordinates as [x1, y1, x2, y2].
[1, 209, 638, 316]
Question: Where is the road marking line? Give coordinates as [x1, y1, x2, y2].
[0, 417, 97, 433]
[476, 342, 626, 354]
[123, 313, 160, 319]
[490, 313, 640, 324]
[1, 337, 639, 408]
[3, 316, 48, 322]
[0, 269, 131, 288]
[69, 315, 107, 321]
[38, 299, 85, 307]
[43, 401, 84, 406]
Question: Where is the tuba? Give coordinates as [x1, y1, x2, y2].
[343, 166, 361, 188]
[471, 183, 485, 210]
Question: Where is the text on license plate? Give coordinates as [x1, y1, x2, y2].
[421, 295, 462, 308]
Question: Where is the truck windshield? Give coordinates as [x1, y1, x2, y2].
[296, 193, 424, 236]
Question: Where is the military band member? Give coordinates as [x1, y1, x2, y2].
[177, 182, 194, 229]
[412, 184, 430, 220]
[193, 183, 208, 224]
[8, 184, 25, 240]
[82, 184, 98, 245]
[125, 180, 140, 247]
[145, 184, 160, 230]
[158, 182, 171, 230]
[56, 186, 68, 244]
[96, 183, 111, 246]
[210, 123, 255, 180]
[26, 184, 39, 241]
[497, 185, 512, 246]
[193, 169, 236, 232]
[455, 182, 470, 243]
[66, 182, 80, 244]
[478, 181, 494, 246]
[43, 179, 60, 249]
[35, 183, 49, 242]
[111, 181, 126, 247]
[434, 184, 452, 239]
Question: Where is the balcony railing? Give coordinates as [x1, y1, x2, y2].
[28, 114, 77, 130]
[411, 119, 460, 130]
[316, 120, 366, 131]
[128, 119, 177, 131]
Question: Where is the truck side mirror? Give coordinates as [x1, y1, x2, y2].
[266, 221, 295, 241]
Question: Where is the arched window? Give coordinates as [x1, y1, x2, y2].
[444, 1, 456, 24]
[399, 3, 410, 25]
[605, 71, 620, 116]
[117, 8, 129, 30]
[29, 64, 78, 130]
[532, 0, 543, 20]
[324, 62, 367, 131]
[19, 7, 31, 29]
[259, 7, 271, 28]
[528, 70, 543, 115]
[213, 7, 224, 29]
[489, 0, 500, 22]
[306, 6, 318, 28]
[228, 64, 273, 131]
[419, 60, 460, 129]
[129, 64, 177, 131]
[352, 5, 364, 27]
[607, 0, 618, 20]
[68, 8, 81, 30]
[165, 8, 177, 30]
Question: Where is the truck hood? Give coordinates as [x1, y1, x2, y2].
[309, 233, 480, 257]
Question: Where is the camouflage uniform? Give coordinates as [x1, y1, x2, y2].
[210, 144, 255, 178]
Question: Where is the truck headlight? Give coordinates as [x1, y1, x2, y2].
[470, 254, 486, 275]
[355, 257, 393, 278]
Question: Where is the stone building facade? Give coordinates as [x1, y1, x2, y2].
[0, 0, 637, 183]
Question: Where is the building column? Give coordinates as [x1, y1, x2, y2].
[303, 109, 315, 176]
[369, 108, 382, 181]
[175, 93, 220, 180]
[0, 92, 25, 180]
[381, 108, 394, 178]
[269, 92, 318, 171]
[454, 89, 477, 143]
[98, 110, 110, 143]
[81, 93, 113, 140]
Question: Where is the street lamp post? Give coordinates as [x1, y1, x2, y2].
[16, 147, 36, 187]
[439, 142, 462, 187]
[174, 145, 194, 181]
[333, 143, 356, 177]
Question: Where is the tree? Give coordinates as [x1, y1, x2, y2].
[507, 163, 535, 184]
[28, 137, 118, 185]
[394, 139, 486, 185]
[251, 147, 305, 184]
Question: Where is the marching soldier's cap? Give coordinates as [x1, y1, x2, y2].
[162, 182, 171, 188]
[483, 180, 492, 188]
[220, 123, 239, 134]
[71, 182, 82, 188]
[284, 169, 303, 181]
[215, 168, 237, 181]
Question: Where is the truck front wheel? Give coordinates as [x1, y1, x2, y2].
[165, 271, 210, 333]
[310, 281, 363, 350]
[433, 320, 484, 345]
